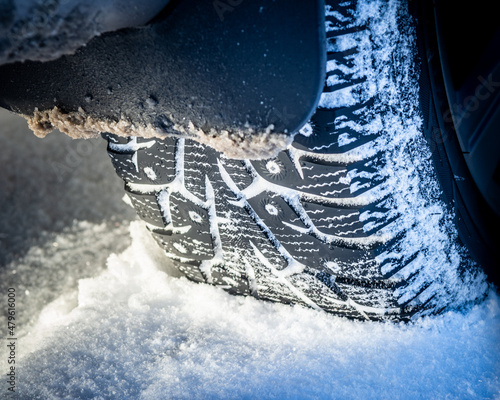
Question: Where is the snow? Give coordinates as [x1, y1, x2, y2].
[0, 107, 498, 398]
[1, 218, 499, 399]
[1, 0, 168, 64]
[318, 0, 489, 314]
[0, 0, 499, 397]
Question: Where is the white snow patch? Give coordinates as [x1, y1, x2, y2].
[265, 203, 279, 216]
[265, 160, 281, 175]
[188, 211, 203, 223]
[143, 167, 157, 180]
[3, 221, 498, 399]
[338, 132, 357, 146]
[172, 242, 188, 254]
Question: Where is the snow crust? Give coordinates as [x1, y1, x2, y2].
[26, 107, 292, 160]
[1, 221, 498, 399]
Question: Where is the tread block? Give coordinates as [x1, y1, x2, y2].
[125, 190, 165, 228]
[303, 202, 365, 238]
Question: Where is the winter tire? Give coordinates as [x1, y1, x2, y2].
[104, 0, 488, 321]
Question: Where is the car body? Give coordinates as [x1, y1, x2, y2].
[413, 0, 500, 283]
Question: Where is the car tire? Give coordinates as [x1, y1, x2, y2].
[103, 0, 488, 321]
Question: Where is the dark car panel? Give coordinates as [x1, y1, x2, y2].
[413, 0, 500, 283]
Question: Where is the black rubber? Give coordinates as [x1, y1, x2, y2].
[102, 1, 420, 321]
[103, 134, 407, 320]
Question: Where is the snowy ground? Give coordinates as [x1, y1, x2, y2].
[0, 109, 499, 399]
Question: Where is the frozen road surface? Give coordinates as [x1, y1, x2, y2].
[0, 104, 499, 399]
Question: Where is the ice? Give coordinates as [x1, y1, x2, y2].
[337, 132, 357, 146]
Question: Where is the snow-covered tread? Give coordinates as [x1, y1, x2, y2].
[104, 0, 487, 321]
